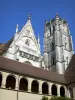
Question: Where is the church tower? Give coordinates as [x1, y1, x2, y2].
[43, 14, 74, 74]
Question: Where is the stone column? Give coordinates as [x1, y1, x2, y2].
[65, 87, 67, 97]
[39, 81, 42, 94]
[15, 75, 19, 90]
[57, 85, 60, 96]
[28, 79, 32, 92]
[1, 73, 7, 88]
[73, 87, 75, 99]
[48, 83, 52, 95]
[67, 89, 71, 98]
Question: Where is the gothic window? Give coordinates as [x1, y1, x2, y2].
[19, 78, 28, 91]
[52, 43, 55, 50]
[60, 86, 65, 96]
[51, 84, 57, 96]
[52, 57, 55, 65]
[50, 27, 51, 35]
[6, 75, 16, 89]
[31, 80, 39, 93]
[53, 26, 55, 33]
[42, 82, 48, 94]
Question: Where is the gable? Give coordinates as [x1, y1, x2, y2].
[10, 19, 40, 52]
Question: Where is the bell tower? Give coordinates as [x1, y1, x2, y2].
[43, 14, 74, 74]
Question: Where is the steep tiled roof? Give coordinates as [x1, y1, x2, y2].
[0, 38, 13, 55]
[0, 56, 66, 84]
[65, 54, 75, 84]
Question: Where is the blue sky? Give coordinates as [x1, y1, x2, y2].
[0, 0, 75, 53]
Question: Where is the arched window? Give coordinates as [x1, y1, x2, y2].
[31, 80, 39, 93]
[50, 28, 51, 36]
[51, 84, 57, 96]
[53, 26, 55, 32]
[6, 75, 16, 89]
[52, 57, 55, 65]
[19, 78, 28, 91]
[60, 86, 65, 96]
[0, 74, 2, 87]
[42, 82, 48, 94]
[52, 43, 55, 50]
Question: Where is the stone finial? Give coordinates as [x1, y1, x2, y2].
[56, 12, 59, 16]
[55, 12, 59, 19]
[28, 14, 31, 20]
[45, 20, 49, 24]
[16, 24, 19, 33]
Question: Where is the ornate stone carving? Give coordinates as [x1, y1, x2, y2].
[19, 51, 39, 62]
[25, 39, 30, 46]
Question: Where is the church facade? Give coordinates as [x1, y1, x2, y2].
[0, 14, 75, 100]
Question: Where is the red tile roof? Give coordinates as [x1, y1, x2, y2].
[65, 54, 75, 84]
[0, 38, 13, 55]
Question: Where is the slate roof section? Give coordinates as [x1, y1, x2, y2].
[0, 56, 66, 84]
[65, 54, 75, 84]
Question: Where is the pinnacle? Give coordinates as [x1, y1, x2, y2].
[55, 12, 59, 19]
[28, 14, 31, 20]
